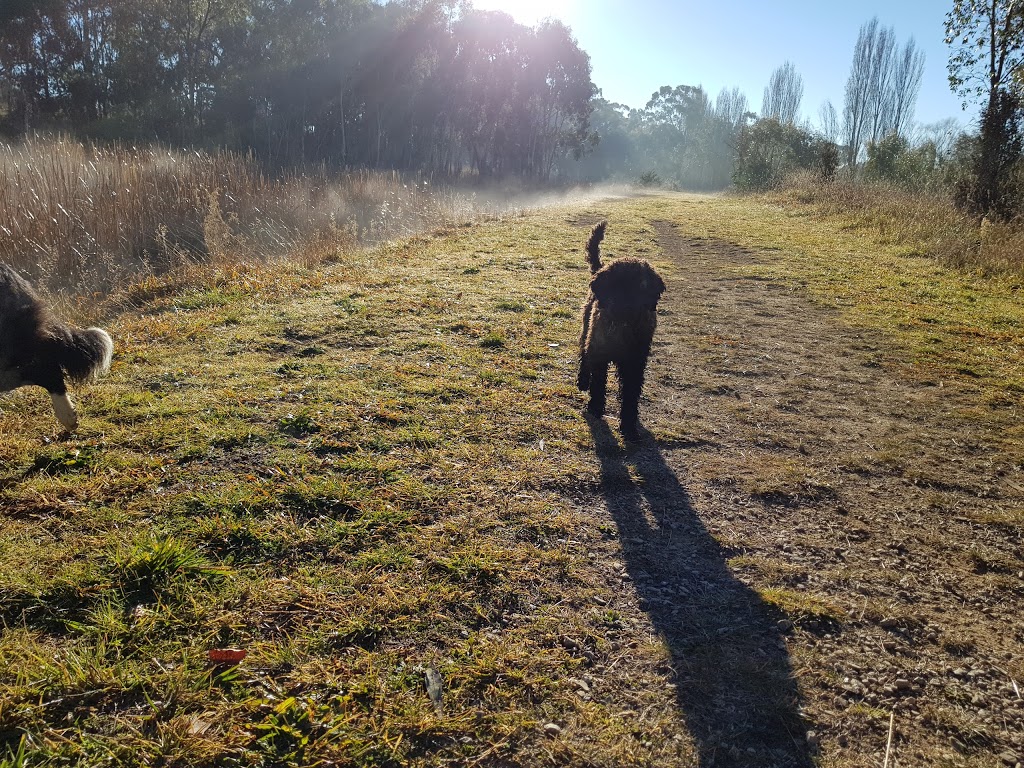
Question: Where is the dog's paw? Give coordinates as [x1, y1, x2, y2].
[586, 400, 605, 417]
[620, 422, 641, 441]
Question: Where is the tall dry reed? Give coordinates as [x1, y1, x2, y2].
[0, 138, 494, 296]
[773, 172, 1024, 278]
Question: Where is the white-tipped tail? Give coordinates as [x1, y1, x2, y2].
[87, 327, 114, 378]
[59, 326, 114, 385]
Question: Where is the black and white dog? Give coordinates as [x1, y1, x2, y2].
[0, 264, 113, 431]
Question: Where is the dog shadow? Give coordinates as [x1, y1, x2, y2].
[588, 416, 814, 768]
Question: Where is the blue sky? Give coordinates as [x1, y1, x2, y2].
[471, 0, 976, 131]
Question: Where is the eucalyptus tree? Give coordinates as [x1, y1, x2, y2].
[946, 0, 1024, 215]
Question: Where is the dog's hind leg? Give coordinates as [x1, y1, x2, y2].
[617, 358, 646, 440]
[587, 361, 608, 417]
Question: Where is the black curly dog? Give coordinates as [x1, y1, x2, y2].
[0, 264, 113, 431]
[577, 221, 665, 440]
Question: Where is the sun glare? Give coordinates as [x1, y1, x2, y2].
[469, 0, 576, 26]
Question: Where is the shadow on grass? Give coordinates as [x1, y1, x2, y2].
[588, 416, 814, 768]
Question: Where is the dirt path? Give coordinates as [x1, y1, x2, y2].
[582, 220, 1024, 767]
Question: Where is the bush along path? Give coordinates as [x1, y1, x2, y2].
[0, 193, 1022, 767]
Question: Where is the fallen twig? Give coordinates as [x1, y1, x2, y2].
[882, 710, 896, 768]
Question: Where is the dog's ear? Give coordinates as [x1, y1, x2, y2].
[639, 271, 666, 308]
[589, 270, 613, 301]
[652, 272, 666, 299]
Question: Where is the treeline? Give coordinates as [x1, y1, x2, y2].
[4, 0, 1022, 223]
[0, 0, 595, 180]
[567, 85, 748, 190]
[564, 19, 931, 193]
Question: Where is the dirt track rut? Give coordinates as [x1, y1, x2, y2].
[583, 218, 1024, 767]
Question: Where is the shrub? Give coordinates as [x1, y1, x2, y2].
[863, 133, 942, 190]
[638, 170, 662, 187]
[733, 118, 829, 191]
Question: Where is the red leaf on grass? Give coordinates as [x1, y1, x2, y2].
[208, 648, 248, 664]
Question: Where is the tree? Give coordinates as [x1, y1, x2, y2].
[0, 0, 119, 132]
[733, 117, 817, 190]
[0, 1, 598, 180]
[865, 22, 896, 144]
[946, 0, 1024, 215]
[715, 86, 749, 129]
[916, 117, 963, 159]
[447, 10, 595, 180]
[890, 38, 925, 138]
[637, 83, 740, 189]
[761, 61, 803, 125]
[946, 0, 1024, 107]
[843, 17, 925, 171]
[818, 100, 839, 142]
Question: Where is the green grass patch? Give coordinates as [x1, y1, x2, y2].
[3, 191, 1023, 766]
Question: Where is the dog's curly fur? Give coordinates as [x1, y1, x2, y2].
[0, 264, 113, 431]
[577, 221, 665, 439]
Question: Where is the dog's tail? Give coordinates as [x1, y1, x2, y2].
[585, 221, 607, 274]
[48, 325, 114, 384]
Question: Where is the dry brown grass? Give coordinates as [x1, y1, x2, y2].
[2, 192, 1023, 766]
[0, 137, 491, 296]
[771, 172, 1024, 278]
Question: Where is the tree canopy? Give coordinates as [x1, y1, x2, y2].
[0, 0, 597, 180]
[945, 1, 1024, 215]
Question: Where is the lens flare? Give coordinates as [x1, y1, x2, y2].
[468, 0, 576, 26]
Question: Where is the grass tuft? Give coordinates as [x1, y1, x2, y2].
[111, 536, 228, 591]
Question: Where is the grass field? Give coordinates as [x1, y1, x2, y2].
[1, 191, 1022, 767]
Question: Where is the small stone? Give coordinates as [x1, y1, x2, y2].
[999, 751, 1021, 766]
[880, 617, 900, 629]
[567, 677, 591, 693]
[543, 723, 562, 736]
[841, 679, 864, 695]
[895, 679, 913, 691]
[777, 619, 794, 632]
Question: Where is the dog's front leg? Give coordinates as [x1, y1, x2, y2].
[50, 391, 79, 432]
[577, 353, 591, 391]
[587, 361, 608, 417]
[28, 360, 78, 431]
